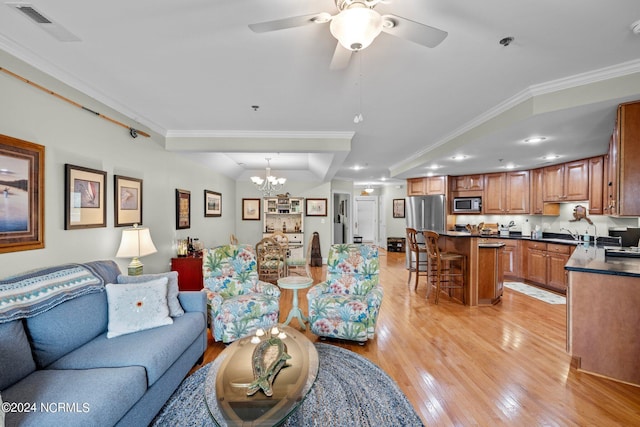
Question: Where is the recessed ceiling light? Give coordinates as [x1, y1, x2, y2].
[524, 136, 547, 143]
[451, 155, 467, 161]
[352, 165, 363, 170]
[542, 154, 560, 160]
[427, 164, 441, 170]
[426, 172, 434, 177]
[505, 163, 516, 169]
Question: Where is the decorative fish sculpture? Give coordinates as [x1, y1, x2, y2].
[247, 337, 291, 397]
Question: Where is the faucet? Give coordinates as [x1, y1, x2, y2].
[560, 227, 580, 241]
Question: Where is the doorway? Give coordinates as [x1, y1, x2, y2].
[354, 196, 378, 244]
[332, 191, 351, 245]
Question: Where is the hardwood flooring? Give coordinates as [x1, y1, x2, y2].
[195, 250, 640, 426]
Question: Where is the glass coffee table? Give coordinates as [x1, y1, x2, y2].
[277, 276, 314, 330]
[204, 325, 318, 426]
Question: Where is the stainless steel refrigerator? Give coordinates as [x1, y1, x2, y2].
[405, 195, 446, 268]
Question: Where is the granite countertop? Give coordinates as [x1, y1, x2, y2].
[565, 245, 640, 277]
[438, 230, 640, 277]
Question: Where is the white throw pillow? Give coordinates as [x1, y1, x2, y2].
[117, 272, 184, 317]
[105, 278, 173, 339]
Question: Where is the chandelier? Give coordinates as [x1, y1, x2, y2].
[251, 158, 286, 197]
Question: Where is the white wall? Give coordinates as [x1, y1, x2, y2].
[0, 52, 235, 277]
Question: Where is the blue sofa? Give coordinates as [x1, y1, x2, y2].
[0, 260, 207, 427]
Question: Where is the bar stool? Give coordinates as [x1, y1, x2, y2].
[406, 228, 429, 290]
[422, 230, 466, 304]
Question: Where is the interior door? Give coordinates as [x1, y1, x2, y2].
[354, 197, 377, 244]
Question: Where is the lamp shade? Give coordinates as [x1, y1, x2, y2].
[330, 6, 383, 51]
[116, 226, 157, 258]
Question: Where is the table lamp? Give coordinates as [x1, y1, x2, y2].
[116, 224, 157, 275]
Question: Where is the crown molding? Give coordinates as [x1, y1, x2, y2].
[165, 130, 355, 139]
[0, 33, 166, 136]
[391, 59, 640, 174]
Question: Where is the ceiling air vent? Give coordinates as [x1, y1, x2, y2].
[15, 4, 51, 23]
[7, 2, 81, 42]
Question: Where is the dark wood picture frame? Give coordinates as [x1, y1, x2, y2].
[64, 164, 107, 230]
[114, 175, 142, 227]
[204, 190, 222, 217]
[176, 189, 191, 229]
[306, 198, 328, 216]
[393, 198, 406, 218]
[0, 134, 45, 253]
[242, 198, 261, 220]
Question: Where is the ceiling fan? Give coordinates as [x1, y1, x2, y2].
[249, 0, 448, 70]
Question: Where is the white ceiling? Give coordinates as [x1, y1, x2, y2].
[2, 0, 640, 189]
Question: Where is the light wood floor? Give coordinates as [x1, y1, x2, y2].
[195, 250, 640, 426]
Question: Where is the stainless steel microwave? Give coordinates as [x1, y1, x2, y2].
[453, 197, 482, 213]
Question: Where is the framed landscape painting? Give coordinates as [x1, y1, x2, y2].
[204, 190, 221, 217]
[176, 189, 191, 229]
[114, 175, 142, 227]
[64, 164, 107, 230]
[0, 134, 45, 253]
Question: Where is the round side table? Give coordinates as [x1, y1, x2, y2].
[277, 276, 314, 330]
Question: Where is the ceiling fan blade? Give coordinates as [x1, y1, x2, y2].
[381, 14, 448, 48]
[249, 13, 329, 33]
[329, 42, 352, 70]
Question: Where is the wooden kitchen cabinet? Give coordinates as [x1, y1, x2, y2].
[588, 156, 605, 215]
[530, 168, 560, 215]
[407, 176, 446, 195]
[606, 101, 640, 216]
[170, 256, 203, 291]
[547, 244, 572, 291]
[523, 241, 574, 293]
[451, 174, 484, 191]
[483, 171, 529, 214]
[479, 238, 520, 279]
[543, 160, 589, 202]
[478, 244, 504, 305]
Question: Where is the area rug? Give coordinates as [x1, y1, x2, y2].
[151, 343, 423, 427]
[504, 282, 566, 304]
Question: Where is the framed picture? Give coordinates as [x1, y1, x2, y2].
[242, 198, 261, 220]
[393, 198, 406, 218]
[176, 189, 191, 229]
[65, 164, 107, 230]
[0, 134, 45, 253]
[204, 190, 222, 217]
[306, 198, 327, 216]
[114, 175, 142, 227]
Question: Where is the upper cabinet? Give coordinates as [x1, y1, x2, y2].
[451, 174, 484, 192]
[588, 156, 605, 215]
[483, 171, 530, 214]
[606, 101, 640, 216]
[542, 159, 589, 202]
[407, 176, 447, 196]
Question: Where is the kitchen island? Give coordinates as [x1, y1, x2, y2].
[565, 246, 640, 387]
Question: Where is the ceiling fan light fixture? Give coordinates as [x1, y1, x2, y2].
[330, 5, 383, 51]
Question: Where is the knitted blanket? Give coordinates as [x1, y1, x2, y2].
[0, 264, 104, 323]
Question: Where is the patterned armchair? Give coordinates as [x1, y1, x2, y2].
[201, 244, 281, 343]
[307, 244, 383, 343]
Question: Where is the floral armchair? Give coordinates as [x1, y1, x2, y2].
[201, 244, 281, 343]
[307, 244, 383, 343]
